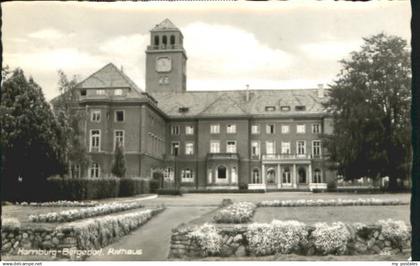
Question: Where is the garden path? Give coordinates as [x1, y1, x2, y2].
[86, 206, 213, 261]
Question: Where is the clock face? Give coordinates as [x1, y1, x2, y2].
[155, 57, 172, 72]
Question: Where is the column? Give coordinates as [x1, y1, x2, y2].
[262, 164, 266, 184]
[293, 164, 297, 188]
[277, 164, 281, 188]
[308, 164, 312, 184]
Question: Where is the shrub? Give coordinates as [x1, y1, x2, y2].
[150, 179, 160, 193]
[246, 220, 308, 256]
[189, 223, 223, 256]
[327, 180, 337, 192]
[22, 200, 98, 207]
[157, 188, 182, 196]
[119, 178, 150, 197]
[47, 177, 120, 200]
[378, 219, 410, 244]
[2, 218, 21, 231]
[312, 222, 351, 255]
[213, 202, 256, 223]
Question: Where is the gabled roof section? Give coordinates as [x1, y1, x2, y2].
[76, 63, 142, 93]
[198, 93, 248, 116]
[152, 18, 179, 31]
[150, 89, 327, 118]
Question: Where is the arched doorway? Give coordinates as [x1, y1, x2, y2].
[298, 167, 306, 183]
[266, 168, 276, 184]
[283, 167, 291, 184]
[217, 165, 227, 179]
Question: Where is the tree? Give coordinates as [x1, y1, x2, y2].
[112, 143, 127, 178]
[0, 68, 66, 201]
[323, 33, 411, 191]
[52, 71, 89, 178]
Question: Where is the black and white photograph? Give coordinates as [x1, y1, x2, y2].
[1, 0, 418, 264]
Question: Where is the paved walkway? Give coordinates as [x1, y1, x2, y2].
[87, 206, 213, 261]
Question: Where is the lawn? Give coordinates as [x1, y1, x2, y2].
[254, 205, 409, 224]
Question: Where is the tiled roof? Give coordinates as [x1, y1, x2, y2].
[152, 19, 178, 31]
[150, 89, 327, 118]
[76, 63, 141, 91]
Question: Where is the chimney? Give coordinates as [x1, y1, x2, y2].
[120, 65, 124, 73]
[317, 83, 324, 98]
[245, 84, 250, 102]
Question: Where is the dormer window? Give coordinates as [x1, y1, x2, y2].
[80, 89, 87, 96]
[114, 89, 123, 96]
[280, 106, 291, 112]
[265, 106, 276, 112]
[295, 105, 306, 111]
[96, 89, 105, 95]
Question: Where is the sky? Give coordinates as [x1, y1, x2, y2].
[2, 1, 411, 100]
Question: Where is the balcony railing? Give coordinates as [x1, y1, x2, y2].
[262, 154, 315, 161]
[147, 44, 183, 50]
[207, 153, 239, 160]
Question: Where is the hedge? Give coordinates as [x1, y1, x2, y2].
[119, 178, 150, 197]
[157, 188, 183, 196]
[46, 177, 153, 201]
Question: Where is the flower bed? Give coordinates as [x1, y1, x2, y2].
[246, 220, 308, 256]
[2, 207, 165, 258]
[169, 219, 411, 258]
[258, 198, 405, 207]
[28, 201, 145, 223]
[213, 202, 256, 223]
[17, 200, 98, 207]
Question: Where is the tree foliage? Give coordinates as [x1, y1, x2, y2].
[323, 33, 411, 190]
[0, 68, 66, 200]
[112, 143, 127, 178]
[53, 70, 89, 177]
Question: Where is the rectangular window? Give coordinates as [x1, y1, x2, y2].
[171, 142, 180, 156]
[114, 89, 123, 96]
[251, 124, 260, 134]
[96, 89, 105, 95]
[89, 162, 100, 178]
[281, 125, 289, 134]
[185, 125, 194, 135]
[115, 110, 125, 122]
[181, 169, 194, 182]
[280, 106, 290, 112]
[312, 123, 321, 134]
[297, 141, 306, 155]
[171, 125, 180, 135]
[71, 164, 81, 178]
[297, 124, 306, 134]
[210, 140, 220, 153]
[266, 124, 275, 134]
[210, 124, 220, 134]
[90, 130, 101, 152]
[226, 124, 236, 134]
[80, 89, 87, 96]
[114, 130, 124, 150]
[312, 140, 321, 157]
[91, 110, 101, 122]
[251, 141, 260, 157]
[266, 141, 275, 155]
[226, 141, 237, 153]
[281, 142, 291, 154]
[185, 142, 194, 155]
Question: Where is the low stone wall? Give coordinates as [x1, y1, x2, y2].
[2, 208, 164, 260]
[169, 221, 411, 258]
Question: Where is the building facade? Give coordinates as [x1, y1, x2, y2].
[70, 19, 336, 191]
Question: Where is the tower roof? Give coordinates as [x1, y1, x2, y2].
[152, 18, 179, 31]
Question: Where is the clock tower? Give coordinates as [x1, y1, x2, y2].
[145, 19, 187, 93]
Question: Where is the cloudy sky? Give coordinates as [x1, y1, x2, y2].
[2, 1, 411, 100]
